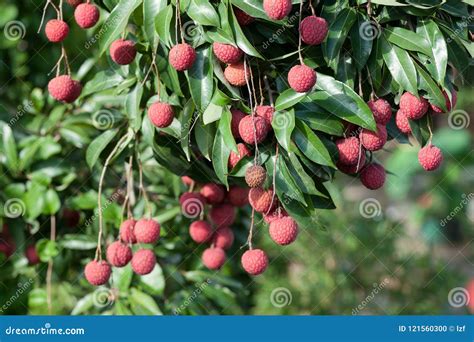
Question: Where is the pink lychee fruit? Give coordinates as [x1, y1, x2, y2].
[84, 260, 111, 286]
[418, 144, 443, 171]
[231, 108, 246, 139]
[25, 245, 40, 265]
[189, 220, 213, 244]
[210, 204, 236, 228]
[288, 64, 316, 93]
[202, 247, 226, 270]
[45, 19, 69, 43]
[131, 249, 156, 275]
[229, 143, 252, 169]
[368, 98, 392, 125]
[110, 39, 137, 65]
[200, 183, 225, 204]
[336, 137, 362, 165]
[134, 219, 160, 244]
[337, 152, 366, 174]
[213, 42, 243, 64]
[213, 226, 235, 250]
[360, 163, 386, 190]
[238, 115, 270, 145]
[360, 124, 387, 151]
[256, 105, 275, 125]
[48, 75, 82, 103]
[224, 62, 250, 86]
[74, 3, 100, 29]
[299, 15, 328, 45]
[106, 241, 132, 267]
[227, 186, 250, 207]
[399, 92, 429, 120]
[263, 0, 292, 20]
[395, 109, 412, 134]
[119, 219, 137, 244]
[269, 216, 299, 245]
[248, 187, 275, 213]
[148, 102, 174, 128]
[169, 43, 196, 71]
[241, 249, 268, 275]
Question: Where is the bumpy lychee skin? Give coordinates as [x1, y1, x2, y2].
[134, 219, 160, 244]
[189, 220, 213, 244]
[399, 92, 429, 120]
[224, 63, 250, 86]
[213, 227, 235, 250]
[360, 163, 386, 190]
[229, 143, 252, 169]
[181, 176, 194, 186]
[234, 7, 255, 26]
[148, 102, 174, 128]
[238, 115, 270, 145]
[395, 109, 412, 134]
[336, 137, 362, 165]
[202, 247, 226, 270]
[368, 98, 392, 125]
[360, 124, 387, 151]
[84, 260, 111, 286]
[418, 144, 443, 171]
[67, 0, 83, 7]
[200, 183, 225, 204]
[249, 187, 275, 213]
[48, 75, 81, 103]
[119, 219, 137, 244]
[245, 165, 267, 188]
[106, 241, 132, 267]
[263, 208, 288, 224]
[300, 16, 328, 45]
[74, 3, 100, 29]
[25, 245, 40, 265]
[256, 105, 274, 125]
[269, 216, 299, 245]
[179, 192, 205, 218]
[169, 43, 196, 71]
[263, 0, 292, 20]
[213, 43, 243, 64]
[110, 39, 137, 65]
[131, 249, 156, 275]
[227, 186, 250, 207]
[288, 64, 316, 93]
[210, 204, 236, 228]
[230, 108, 246, 139]
[45, 20, 69, 43]
[337, 152, 366, 174]
[241, 249, 268, 276]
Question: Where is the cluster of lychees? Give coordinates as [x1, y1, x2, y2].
[84, 218, 160, 286]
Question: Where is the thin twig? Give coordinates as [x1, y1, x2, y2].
[46, 214, 56, 314]
[297, 1, 305, 65]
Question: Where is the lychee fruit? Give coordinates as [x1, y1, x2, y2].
[263, 0, 292, 20]
[131, 249, 156, 275]
[213, 227, 235, 250]
[269, 216, 298, 245]
[63, 208, 80, 227]
[430, 90, 456, 114]
[238, 115, 270, 145]
[418, 144, 443, 171]
[245, 165, 267, 188]
[67, 0, 83, 7]
[106, 241, 132, 267]
[360, 163, 386, 190]
[25, 245, 40, 265]
[200, 183, 225, 204]
[241, 249, 268, 275]
[134, 218, 160, 244]
[45, 20, 69, 43]
[360, 124, 387, 151]
[299, 15, 328, 45]
[48, 75, 82, 103]
[224, 62, 250, 87]
[210, 204, 236, 228]
[74, 3, 100, 29]
[336, 137, 362, 165]
[231, 108, 246, 139]
[288, 64, 316, 93]
[213, 42, 243, 64]
[229, 143, 252, 169]
[84, 260, 111, 286]
[249, 187, 275, 213]
[234, 7, 255, 26]
[263, 207, 288, 224]
[169, 43, 196, 71]
[110, 39, 137, 65]
[119, 219, 137, 244]
[337, 152, 366, 174]
[179, 192, 205, 218]
[148, 102, 174, 128]
[399, 92, 429, 120]
[181, 176, 194, 186]
[202, 247, 226, 270]
[368, 98, 392, 125]
[189, 220, 213, 244]
[227, 186, 249, 207]
[395, 109, 412, 134]
[256, 105, 274, 125]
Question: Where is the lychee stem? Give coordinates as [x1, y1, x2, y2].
[46, 214, 56, 315]
[267, 144, 279, 215]
[297, 1, 304, 65]
[175, 0, 185, 44]
[264, 75, 274, 107]
[366, 66, 376, 100]
[247, 208, 256, 250]
[243, 57, 260, 164]
[137, 150, 153, 219]
[308, 1, 316, 16]
[37, 0, 60, 33]
[358, 72, 363, 98]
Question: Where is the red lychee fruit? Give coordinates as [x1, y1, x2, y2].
[189, 220, 213, 243]
[134, 219, 160, 244]
[148, 102, 174, 128]
[229, 143, 252, 169]
[84, 260, 111, 286]
[181, 176, 194, 186]
[213, 42, 243, 64]
[119, 219, 137, 244]
[241, 249, 268, 275]
[25, 245, 40, 265]
[336, 137, 362, 165]
[63, 208, 80, 227]
[466, 278, 474, 313]
[288, 64, 316, 93]
[269, 216, 298, 245]
[418, 144, 443, 171]
[200, 183, 225, 204]
[213, 226, 234, 250]
[227, 186, 249, 207]
[263, 0, 292, 20]
[430, 90, 456, 114]
[245, 165, 267, 188]
[368, 98, 392, 125]
[106, 241, 132, 267]
[395, 109, 412, 134]
[360, 163, 386, 190]
[45, 20, 69, 43]
[110, 39, 137, 65]
[249, 187, 275, 213]
[337, 152, 366, 174]
[67, 0, 83, 7]
[224, 63, 250, 87]
[238, 115, 270, 145]
[256, 105, 274, 125]
[230, 108, 246, 139]
[299, 15, 328, 45]
[48, 75, 81, 103]
[360, 124, 387, 151]
[263, 207, 288, 224]
[202, 247, 226, 270]
[234, 7, 255, 26]
[210, 204, 236, 228]
[399, 92, 429, 120]
[131, 249, 156, 275]
[169, 43, 196, 71]
[179, 192, 205, 218]
[74, 3, 100, 29]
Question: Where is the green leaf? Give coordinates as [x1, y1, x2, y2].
[81, 71, 124, 97]
[43, 189, 60, 215]
[180, 99, 196, 161]
[384, 26, 431, 55]
[139, 264, 165, 295]
[231, 0, 268, 20]
[0, 122, 19, 174]
[86, 129, 119, 169]
[144, 0, 167, 49]
[211, 129, 231, 188]
[228, 3, 263, 59]
[265, 155, 306, 205]
[218, 107, 238, 153]
[415, 64, 446, 111]
[187, 46, 214, 111]
[272, 109, 295, 152]
[417, 19, 448, 83]
[130, 288, 162, 315]
[59, 234, 97, 250]
[155, 5, 174, 47]
[275, 89, 307, 111]
[125, 83, 143, 132]
[293, 120, 336, 168]
[36, 239, 59, 262]
[187, 0, 220, 27]
[195, 120, 215, 160]
[350, 13, 373, 71]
